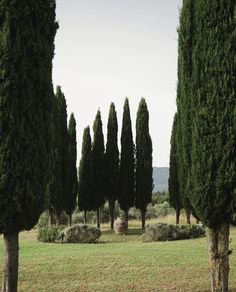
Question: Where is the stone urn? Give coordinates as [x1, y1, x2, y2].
[114, 217, 128, 235]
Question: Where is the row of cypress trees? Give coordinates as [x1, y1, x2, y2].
[169, 1, 235, 291]
[78, 98, 153, 229]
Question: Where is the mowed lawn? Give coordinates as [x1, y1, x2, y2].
[0, 219, 236, 292]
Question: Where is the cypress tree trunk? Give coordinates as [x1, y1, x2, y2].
[48, 210, 54, 226]
[207, 223, 230, 292]
[2, 233, 19, 292]
[186, 209, 191, 224]
[176, 208, 180, 225]
[141, 210, 146, 229]
[109, 200, 115, 229]
[56, 214, 60, 226]
[96, 208, 100, 229]
[84, 211, 87, 224]
[125, 211, 129, 225]
[68, 214, 72, 226]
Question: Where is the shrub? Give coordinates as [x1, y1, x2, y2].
[143, 223, 205, 242]
[154, 201, 174, 217]
[72, 212, 84, 224]
[152, 191, 169, 205]
[100, 201, 121, 223]
[146, 204, 157, 219]
[38, 226, 62, 243]
[58, 224, 101, 243]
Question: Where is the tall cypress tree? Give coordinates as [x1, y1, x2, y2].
[135, 98, 153, 229]
[46, 92, 63, 225]
[46, 86, 68, 225]
[0, 1, 57, 290]
[176, 0, 195, 225]
[105, 103, 119, 229]
[78, 127, 93, 223]
[92, 110, 105, 228]
[119, 98, 135, 223]
[65, 113, 78, 226]
[56, 86, 68, 223]
[177, 1, 236, 290]
[168, 113, 182, 224]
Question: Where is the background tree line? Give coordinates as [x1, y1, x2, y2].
[78, 98, 153, 229]
[44, 93, 153, 231]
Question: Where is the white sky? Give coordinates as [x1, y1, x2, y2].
[53, 0, 182, 167]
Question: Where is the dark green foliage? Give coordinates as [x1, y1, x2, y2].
[0, 1, 58, 233]
[78, 127, 93, 213]
[176, 0, 195, 216]
[119, 98, 135, 217]
[92, 110, 105, 210]
[46, 92, 63, 221]
[135, 98, 153, 227]
[188, 0, 236, 227]
[65, 113, 78, 222]
[169, 113, 182, 214]
[105, 103, 119, 228]
[46, 86, 68, 221]
[56, 86, 69, 217]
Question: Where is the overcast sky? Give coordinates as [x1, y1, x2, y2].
[53, 0, 182, 167]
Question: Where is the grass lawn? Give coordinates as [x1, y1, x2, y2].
[0, 217, 236, 291]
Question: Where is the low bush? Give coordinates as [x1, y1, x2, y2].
[152, 191, 169, 205]
[143, 223, 205, 242]
[38, 226, 62, 243]
[154, 201, 175, 218]
[58, 224, 101, 243]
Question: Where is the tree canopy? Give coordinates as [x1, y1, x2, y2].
[135, 98, 153, 228]
[168, 113, 182, 224]
[65, 113, 78, 225]
[119, 98, 135, 220]
[105, 103, 119, 229]
[78, 127, 93, 214]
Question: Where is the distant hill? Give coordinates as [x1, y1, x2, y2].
[153, 167, 169, 192]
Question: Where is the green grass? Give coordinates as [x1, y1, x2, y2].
[0, 218, 236, 291]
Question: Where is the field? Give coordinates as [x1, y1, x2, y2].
[0, 216, 236, 292]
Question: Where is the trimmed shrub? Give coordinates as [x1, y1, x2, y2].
[58, 224, 101, 243]
[38, 226, 62, 243]
[143, 223, 205, 242]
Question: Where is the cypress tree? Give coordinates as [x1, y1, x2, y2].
[119, 98, 135, 223]
[78, 127, 93, 223]
[0, 1, 57, 291]
[92, 110, 105, 228]
[46, 92, 63, 226]
[176, 0, 195, 225]
[177, 1, 235, 290]
[56, 86, 68, 224]
[65, 113, 78, 226]
[135, 98, 153, 229]
[105, 103, 119, 229]
[46, 86, 68, 225]
[168, 113, 182, 224]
